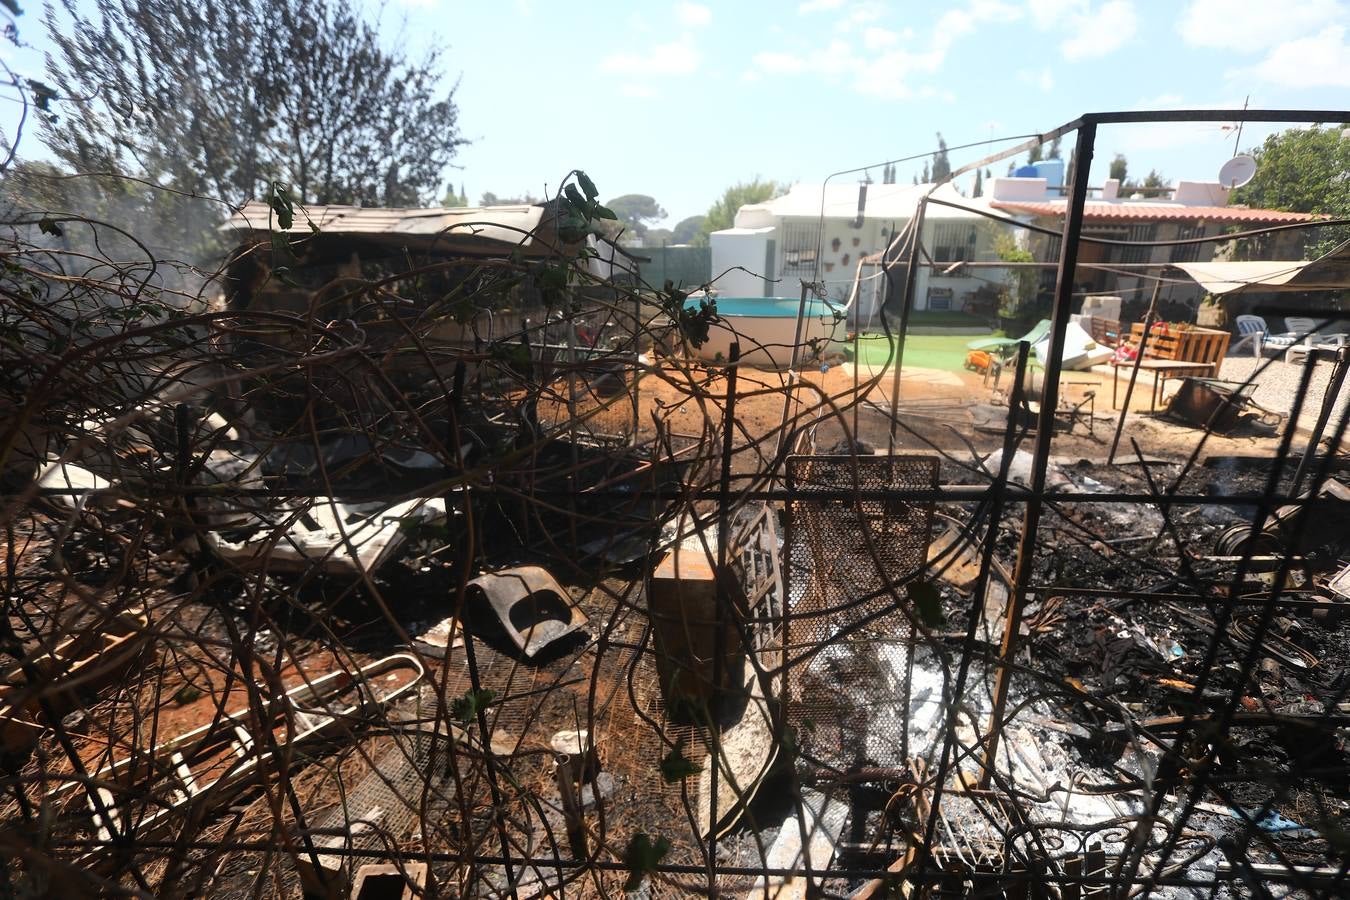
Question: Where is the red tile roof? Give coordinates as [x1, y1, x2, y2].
[989, 200, 1317, 223]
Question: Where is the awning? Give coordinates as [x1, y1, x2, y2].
[1173, 240, 1350, 295]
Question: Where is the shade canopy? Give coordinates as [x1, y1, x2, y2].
[1173, 240, 1350, 295]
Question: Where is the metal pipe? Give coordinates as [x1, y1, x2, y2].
[981, 120, 1097, 789]
[888, 202, 927, 453]
[1292, 344, 1350, 494]
[1108, 278, 1164, 463]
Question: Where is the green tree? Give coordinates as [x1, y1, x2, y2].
[1027, 143, 1044, 164]
[604, 194, 667, 241]
[932, 133, 951, 181]
[1140, 169, 1168, 190]
[1233, 125, 1350, 214]
[994, 233, 1036, 321]
[694, 179, 781, 245]
[42, 0, 465, 217]
[1232, 124, 1350, 257]
[671, 214, 705, 244]
[442, 182, 468, 207]
[480, 191, 538, 205]
[972, 168, 984, 197]
[1109, 154, 1128, 183]
[1048, 136, 1062, 159]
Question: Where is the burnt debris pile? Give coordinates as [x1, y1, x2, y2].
[6, 120, 1350, 898]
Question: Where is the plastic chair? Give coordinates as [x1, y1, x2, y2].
[1231, 315, 1266, 358]
[1284, 316, 1348, 365]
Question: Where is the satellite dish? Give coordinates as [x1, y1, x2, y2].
[1219, 154, 1258, 189]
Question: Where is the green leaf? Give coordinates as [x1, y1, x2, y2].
[563, 183, 585, 208]
[907, 581, 944, 628]
[593, 204, 617, 220]
[37, 217, 62, 237]
[173, 684, 203, 705]
[268, 182, 295, 230]
[576, 170, 598, 201]
[623, 833, 670, 891]
[659, 737, 702, 783]
[451, 687, 496, 725]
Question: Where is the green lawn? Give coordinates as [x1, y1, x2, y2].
[842, 333, 992, 372]
[906, 310, 991, 328]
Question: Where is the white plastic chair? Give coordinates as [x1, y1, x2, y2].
[1283, 316, 1348, 365]
[1231, 315, 1266, 358]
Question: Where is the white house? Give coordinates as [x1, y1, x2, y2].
[709, 171, 1317, 325]
[708, 181, 1005, 324]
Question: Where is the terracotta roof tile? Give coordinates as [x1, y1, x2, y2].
[989, 200, 1317, 223]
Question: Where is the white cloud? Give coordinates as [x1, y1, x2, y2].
[1133, 92, 1184, 108]
[1017, 67, 1056, 92]
[798, 0, 847, 11]
[1060, 1, 1137, 61]
[1177, 0, 1344, 53]
[619, 83, 658, 98]
[675, 2, 711, 28]
[746, 0, 1016, 98]
[751, 51, 807, 75]
[862, 26, 898, 50]
[1028, 0, 1080, 29]
[600, 39, 700, 77]
[1236, 25, 1350, 88]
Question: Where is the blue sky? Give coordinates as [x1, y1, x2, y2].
[5, 0, 1349, 223]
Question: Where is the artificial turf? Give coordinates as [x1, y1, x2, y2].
[842, 332, 994, 372]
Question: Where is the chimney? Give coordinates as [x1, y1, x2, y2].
[1102, 178, 1120, 201]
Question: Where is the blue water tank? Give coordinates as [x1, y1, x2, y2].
[1013, 165, 1039, 178]
[1033, 159, 1065, 190]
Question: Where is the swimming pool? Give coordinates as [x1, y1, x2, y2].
[683, 295, 846, 368]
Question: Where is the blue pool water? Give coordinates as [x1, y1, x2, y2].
[689, 296, 844, 318]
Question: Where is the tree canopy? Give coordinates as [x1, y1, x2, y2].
[671, 215, 704, 245]
[694, 179, 781, 245]
[931, 133, 951, 181]
[1232, 125, 1350, 216]
[40, 0, 464, 216]
[1108, 154, 1128, 183]
[480, 191, 540, 206]
[604, 194, 667, 241]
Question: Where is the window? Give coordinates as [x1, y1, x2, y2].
[780, 221, 822, 275]
[1169, 223, 1207, 263]
[931, 223, 978, 263]
[1118, 223, 1157, 265]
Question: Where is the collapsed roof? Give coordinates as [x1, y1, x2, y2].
[221, 201, 577, 258]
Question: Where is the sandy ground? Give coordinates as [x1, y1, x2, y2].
[632, 355, 1289, 463]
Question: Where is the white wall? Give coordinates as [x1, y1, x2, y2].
[709, 228, 774, 296]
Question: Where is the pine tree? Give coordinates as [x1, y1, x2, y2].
[1048, 136, 1062, 159]
[1028, 143, 1044, 164]
[973, 168, 984, 197]
[921, 160, 931, 183]
[932, 133, 952, 181]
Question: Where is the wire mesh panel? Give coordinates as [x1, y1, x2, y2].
[783, 454, 939, 772]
